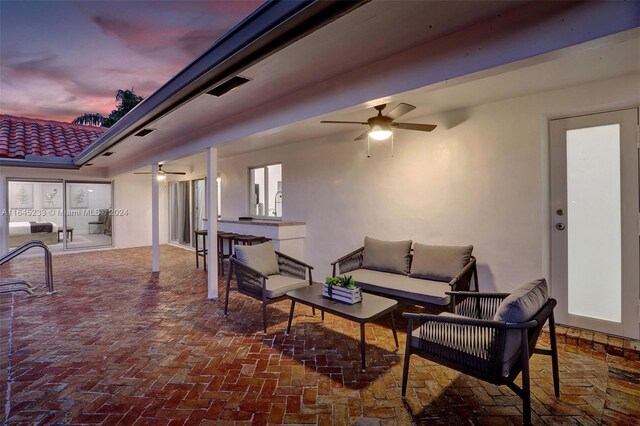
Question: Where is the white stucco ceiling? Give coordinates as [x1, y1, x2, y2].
[146, 31, 639, 174]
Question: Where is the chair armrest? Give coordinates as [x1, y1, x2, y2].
[445, 291, 509, 319]
[449, 257, 477, 291]
[403, 313, 538, 329]
[330, 247, 364, 265]
[402, 312, 507, 328]
[505, 319, 539, 329]
[331, 247, 364, 276]
[275, 251, 312, 281]
[446, 291, 510, 299]
[275, 251, 314, 269]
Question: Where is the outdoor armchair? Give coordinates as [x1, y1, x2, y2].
[225, 241, 315, 332]
[401, 279, 559, 426]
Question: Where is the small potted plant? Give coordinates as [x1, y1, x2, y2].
[323, 275, 362, 304]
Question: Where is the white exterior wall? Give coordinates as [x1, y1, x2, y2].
[112, 174, 169, 249]
[219, 74, 640, 291]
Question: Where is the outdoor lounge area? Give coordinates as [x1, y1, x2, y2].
[1, 1, 640, 425]
[1, 246, 638, 425]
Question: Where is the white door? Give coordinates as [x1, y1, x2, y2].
[550, 108, 639, 339]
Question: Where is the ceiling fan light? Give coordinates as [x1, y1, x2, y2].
[369, 124, 392, 140]
[157, 174, 166, 181]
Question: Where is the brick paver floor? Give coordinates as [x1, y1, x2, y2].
[0, 246, 638, 425]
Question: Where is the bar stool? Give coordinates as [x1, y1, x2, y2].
[194, 230, 208, 271]
[217, 232, 238, 276]
[234, 235, 270, 246]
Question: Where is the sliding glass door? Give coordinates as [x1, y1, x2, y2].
[65, 181, 113, 249]
[7, 179, 63, 249]
[7, 179, 112, 251]
[169, 181, 191, 246]
[192, 179, 206, 233]
[169, 178, 211, 248]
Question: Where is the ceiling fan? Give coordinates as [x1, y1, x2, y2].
[134, 164, 186, 177]
[321, 102, 436, 141]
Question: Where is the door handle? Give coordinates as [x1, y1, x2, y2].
[555, 223, 566, 231]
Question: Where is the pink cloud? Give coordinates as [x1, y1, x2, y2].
[0, 1, 264, 122]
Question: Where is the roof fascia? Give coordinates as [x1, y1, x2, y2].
[0, 157, 79, 169]
[73, 0, 368, 166]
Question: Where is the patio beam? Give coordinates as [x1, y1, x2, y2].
[151, 164, 160, 272]
[207, 147, 219, 299]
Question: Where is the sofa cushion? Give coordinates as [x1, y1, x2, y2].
[410, 244, 473, 282]
[411, 312, 490, 359]
[349, 268, 451, 306]
[234, 241, 280, 276]
[362, 237, 412, 275]
[265, 274, 308, 298]
[494, 279, 549, 376]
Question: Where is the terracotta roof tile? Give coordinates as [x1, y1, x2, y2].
[0, 115, 106, 160]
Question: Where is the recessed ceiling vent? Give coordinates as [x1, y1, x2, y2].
[135, 128, 156, 137]
[206, 76, 250, 97]
[102, 152, 114, 157]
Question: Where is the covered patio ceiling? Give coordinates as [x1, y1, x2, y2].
[217, 33, 640, 159]
[88, 1, 638, 176]
[137, 30, 639, 174]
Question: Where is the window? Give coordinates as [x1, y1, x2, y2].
[249, 163, 282, 218]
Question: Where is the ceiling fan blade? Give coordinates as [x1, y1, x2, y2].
[354, 130, 370, 141]
[385, 103, 416, 120]
[321, 120, 368, 125]
[164, 172, 187, 175]
[133, 172, 152, 175]
[392, 122, 437, 132]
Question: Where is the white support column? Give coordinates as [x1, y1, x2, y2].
[151, 164, 160, 272]
[0, 175, 8, 256]
[206, 147, 219, 299]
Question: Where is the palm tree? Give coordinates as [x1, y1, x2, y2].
[72, 113, 106, 127]
[72, 89, 144, 128]
[101, 89, 144, 127]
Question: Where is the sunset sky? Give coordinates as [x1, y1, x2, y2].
[0, 0, 264, 123]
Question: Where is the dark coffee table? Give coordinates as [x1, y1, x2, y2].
[286, 284, 399, 371]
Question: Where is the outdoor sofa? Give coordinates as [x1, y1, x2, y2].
[331, 237, 478, 311]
